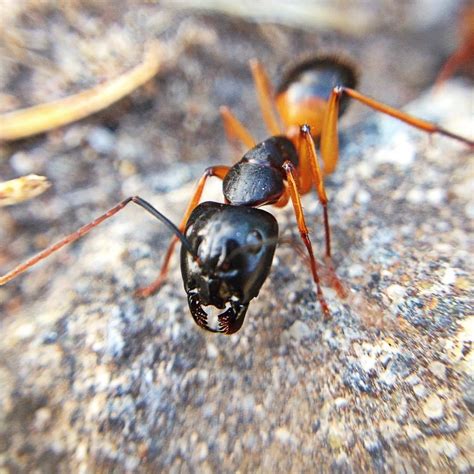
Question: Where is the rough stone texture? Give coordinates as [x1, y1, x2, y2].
[1, 2, 473, 473]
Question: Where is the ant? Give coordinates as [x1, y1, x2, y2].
[1, 55, 472, 334]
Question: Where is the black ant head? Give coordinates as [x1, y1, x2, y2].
[181, 202, 278, 334]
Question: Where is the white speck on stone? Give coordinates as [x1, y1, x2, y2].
[356, 188, 371, 204]
[443, 439, 458, 459]
[274, 427, 295, 445]
[197, 369, 209, 383]
[94, 366, 112, 391]
[428, 361, 446, 381]
[336, 180, 357, 207]
[355, 161, 373, 179]
[75, 441, 88, 462]
[441, 267, 456, 285]
[422, 393, 444, 420]
[359, 354, 376, 373]
[348, 264, 364, 278]
[196, 442, 208, 461]
[379, 420, 400, 442]
[379, 368, 397, 387]
[458, 316, 474, 343]
[405, 374, 420, 385]
[242, 394, 255, 413]
[287, 320, 311, 342]
[465, 201, 474, 220]
[87, 126, 115, 154]
[405, 424, 422, 440]
[374, 132, 416, 167]
[435, 439, 459, 459]
[334, 397, 348, 409]
[206, 343, 219, 359]
[33, 407, 52, 431]
[406, 188, 424, 204]
[425, 188, 446, 206]
[413, 384, 427, 398]
[14, 323, 35, 340]
[124, 457, 140, 471]
[386, 284, 406, 303]
[10, 151, 37, 175]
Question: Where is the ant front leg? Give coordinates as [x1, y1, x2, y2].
[135, 165, 230, 298]
[320, 86, 474, 174]
[282, 160, 330, 319]
[0, 197, 194, 287]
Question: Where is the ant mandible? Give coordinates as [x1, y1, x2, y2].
[1, 55, 473, 334]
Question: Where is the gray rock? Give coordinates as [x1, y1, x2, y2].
[0, 4, 473, 472]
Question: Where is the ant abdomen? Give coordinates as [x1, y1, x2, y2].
[275, 55, 358, 135]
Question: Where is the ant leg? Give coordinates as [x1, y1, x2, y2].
[0, 196, 192, 286]
[320, 86, 474, 174]
[282, 160, 330, 319]
[435, 40, 474, 87]
[298, 125, 330, 256]
[298, 125, 347, 298]
[435, 4, 474, 87]
[135, 165, 230, 298]
[219, 105, 256, 150]
[249, 59, 282, 136]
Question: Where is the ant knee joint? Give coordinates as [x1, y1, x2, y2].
[282, 160, 295, 173]
[300, 124, 311, 135]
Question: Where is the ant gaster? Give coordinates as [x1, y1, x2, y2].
[1, 55, 473, 334]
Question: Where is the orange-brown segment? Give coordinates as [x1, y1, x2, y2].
[282, 160, 330, 319]
[249, 59, 282, 136]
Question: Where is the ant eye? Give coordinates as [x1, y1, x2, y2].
[246, 230, 263, 254]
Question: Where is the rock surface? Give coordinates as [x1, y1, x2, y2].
[0, 2, 473, 473]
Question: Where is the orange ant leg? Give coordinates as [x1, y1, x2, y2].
[435, 4, 474, 87]
[435, 39, 474, 87]
[135, 165, 230, 298]
[321, 86, 474, 174]
[282, 160, 330, 319]
[249, 59, 282, 136]
[0, 196, 193, 286]
[298, 125, 347, 299]
[219, 105, 256, 150]
[298, 125, 330, 256]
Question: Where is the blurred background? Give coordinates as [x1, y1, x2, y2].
[0, 0, 471, 286]
[0, 0, 473, 472]
[0, 1, 471, 265]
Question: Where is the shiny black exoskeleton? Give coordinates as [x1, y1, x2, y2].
[180, 136, 298, 334]
[181, 202, 278, 333]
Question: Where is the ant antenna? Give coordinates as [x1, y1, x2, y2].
[0, 196, 198, 286]
[132, 197, 197, 258]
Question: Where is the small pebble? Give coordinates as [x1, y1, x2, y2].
[386, 284, 406, 303]
[422, 393, 444, 420]
[33, 407, 52, 431]
[428, 361, 446, 381]
[426, 188, 446, 206]
[195, 442, 208, 461]
[287, 320, 311, 342]
[87, 127, 115, 155]
[405, 424, 422, 440]
[334, 397, 348, 409]
[206, 343, 219, 359]
[413, 384, 427, 397]
[275, 427, 294, 446]
[441, 268, 456, 285]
